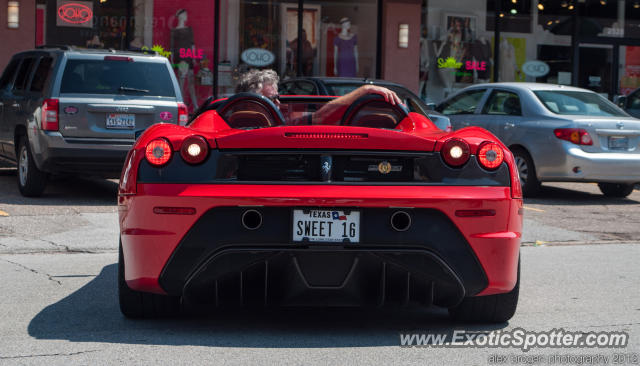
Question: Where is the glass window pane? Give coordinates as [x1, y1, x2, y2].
[482, 90, 522, 115]
[13, 58, 35, 92]
[438, 89, 486, 115]
[60, 60, 176, 97]
[30, 57, 54, 93]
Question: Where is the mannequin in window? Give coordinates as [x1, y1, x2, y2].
[171, 9, 198, 110]
[333, 17, 358, 77]
[499, 38, 519, 82]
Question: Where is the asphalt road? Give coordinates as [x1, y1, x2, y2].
[0, 161, 639, 365]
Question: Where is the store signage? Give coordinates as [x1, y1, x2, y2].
[57, 1, 93, 27]
[522, 61, 550, 78]
[180, 48, 204, 60]
[141, 45, 172, 59]
[437, 57, 463, 69]
[466, 61, 487, 71]
[241, 48, 275, 67]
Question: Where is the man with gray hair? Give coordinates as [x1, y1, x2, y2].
[235, 69, 401, 122]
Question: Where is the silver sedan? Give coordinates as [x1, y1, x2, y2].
[435, 83, 640, 197]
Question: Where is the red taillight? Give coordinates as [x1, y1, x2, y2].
[104, 56, 133, 62]
[180, 135, 209, 164]
[41, 99, 59, 131]
[178, 103, 189, 126]
[145, 138, 172, 166]
[477, 142, 505, 170]
[441, 138, 470, 167]
[554, 128, 593, 145]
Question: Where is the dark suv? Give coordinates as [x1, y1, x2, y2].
[0, 46, 185, 196]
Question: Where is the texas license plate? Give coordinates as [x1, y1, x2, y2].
[608, 136, 628, 150]
[292, 209, 360, 243]
[106, 113, 135, 129]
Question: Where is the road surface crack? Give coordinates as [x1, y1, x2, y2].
[42, 239, 96, 254]
[0, 350, 100, 359]
[0, 258, 62, 285]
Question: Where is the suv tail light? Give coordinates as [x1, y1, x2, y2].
[145, 138, 172, 166]
[41, 99, 59, 131]
[554, 128, 593, 145]
[178, 103, 189, 126]
[477, 142, 504, 170]
[180, 135, 209, 164]
[441, 138, 470, 167]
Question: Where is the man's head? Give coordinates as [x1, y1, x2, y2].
[235, 69, 280, 106]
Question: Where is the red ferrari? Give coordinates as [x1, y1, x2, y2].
[117, 92, 523, 322]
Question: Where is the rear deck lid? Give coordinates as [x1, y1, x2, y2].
[214, 126, 438, 151]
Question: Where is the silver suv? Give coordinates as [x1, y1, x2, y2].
[0, 46, 185, 196]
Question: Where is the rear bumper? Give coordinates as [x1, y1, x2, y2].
[31, 130, 133, 176]
[119, 185, 522, 306]
[539, 143, 640, 183]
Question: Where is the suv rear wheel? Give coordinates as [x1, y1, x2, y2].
[17, 137, 47, 197]
[119, 240, 181, 318]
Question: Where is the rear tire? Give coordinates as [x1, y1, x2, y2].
[16, 137, 47, 197]
[511, 147, 540, 197]
[118, 240, 180, 318]
[598, 183, 634, 198]
[448, 259, 520, 323]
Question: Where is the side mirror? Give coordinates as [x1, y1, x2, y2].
[613, 95, 627, 108]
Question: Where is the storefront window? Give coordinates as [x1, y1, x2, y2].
[486, 0, 532, 33]
[219, 0, 377, 97]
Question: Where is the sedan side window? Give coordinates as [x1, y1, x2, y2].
[482, 90, 522, 116]
[629, 90, 640, 109]
[438, 90, 486, 115]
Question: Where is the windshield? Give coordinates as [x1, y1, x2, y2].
[324, 82, 428, 115]
[534, 90, 627, 117]
[60, 59, 176, 97]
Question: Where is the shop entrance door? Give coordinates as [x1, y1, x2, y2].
[578, 44, 614, 98]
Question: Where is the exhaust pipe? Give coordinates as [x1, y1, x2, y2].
[390, 211, 412, 232]
[241, 209, 263, 230]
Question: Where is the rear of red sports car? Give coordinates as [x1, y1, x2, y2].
[117, 94, 523, 322]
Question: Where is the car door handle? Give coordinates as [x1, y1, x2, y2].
[504, 123, 515, 129]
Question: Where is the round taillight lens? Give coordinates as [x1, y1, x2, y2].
[180, 135, 209, 164]
[441, 138, 470, 167]
[477, 142, 504, 170]
[145, 138, 172, 166]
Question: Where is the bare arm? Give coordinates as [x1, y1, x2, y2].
[312, 85, 402, 124]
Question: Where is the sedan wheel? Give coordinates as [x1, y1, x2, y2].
[597, 183, 635, 198]
[512, 148, 540, 197]
[16, 137, 48, 197]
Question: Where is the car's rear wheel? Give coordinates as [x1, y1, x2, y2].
[597, 183, 635, 198]
[118, 240, 180, 318]
[448, 258, 519, 323]
[17, 136, 47, 197]
[511, 147, 540, 197]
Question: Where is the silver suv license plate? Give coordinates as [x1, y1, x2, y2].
[106, 113, 135, 129]
[293, 209, 360, 243]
